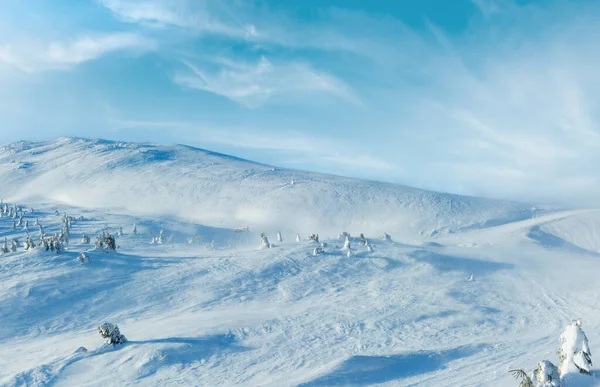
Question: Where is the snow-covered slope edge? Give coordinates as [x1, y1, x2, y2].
[0, 137, 542, 239]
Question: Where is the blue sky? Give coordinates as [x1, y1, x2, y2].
[1, 0, 600, 206]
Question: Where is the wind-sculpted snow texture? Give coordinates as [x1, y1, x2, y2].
[0, 138, 599, 386]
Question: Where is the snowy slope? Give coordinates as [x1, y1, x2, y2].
[1, 138, 599, 387]
[0, 137, 540, 241]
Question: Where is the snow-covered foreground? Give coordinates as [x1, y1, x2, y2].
[1, 138, 599, 386]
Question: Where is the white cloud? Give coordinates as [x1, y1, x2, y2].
[173, 56, 362, 107]
[0, 33, 154, 72]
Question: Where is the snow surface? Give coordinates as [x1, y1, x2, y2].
[0, 137, 599, 386]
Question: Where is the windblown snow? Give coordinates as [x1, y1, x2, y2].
[0, 137, 598, 386]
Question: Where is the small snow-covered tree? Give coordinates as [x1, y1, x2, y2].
[24, 234, 35, 250]
[341, 235, 351, 252]
[11, 238, 19, 252]
[359, 233, 366, 245]
[532, 360, 561, 387]
[98, 323, 127, 345]
[558, 319, 592, 376]
[296, 234, 301, 242]
[277, 231, 282, 242]
[132, 223, 137, 235]
[81, 233, 90, 244]
[308, 233, 319, 243]
[339, 231, 349, 239]
[383, 232, 392, 241]
[313, 247, 324, 256]
[2, 238, 9, 254]
[259, 233, 271, 249]
[16, 214, 22, 227]
[38, 224, 44, 239]
[34, 218, 39, 226]
[157, 230, 164, 244]
[22, 220, 29, 232]
[150, 236, 157, 245]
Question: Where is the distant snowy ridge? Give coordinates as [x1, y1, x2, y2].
[0, 137, 543, 239]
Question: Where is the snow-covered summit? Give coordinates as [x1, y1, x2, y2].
[0, 137, 539, 239]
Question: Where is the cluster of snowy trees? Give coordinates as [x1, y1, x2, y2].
[255, 230, 381, 257]
[510, 319, 593, 386]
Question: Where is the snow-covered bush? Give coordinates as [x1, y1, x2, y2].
[558, 319, 592, 376]
[96, 231, 116, 251]
[81, 233, 90, 244]
[313, 247, 324, 256]
[78, 252, 90, 264]
[98, 323, 127, 345]
[308, 233, 319, 243]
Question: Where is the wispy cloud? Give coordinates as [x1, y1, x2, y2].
[174, 56, 362, 107]
[0, 33, 154, 72]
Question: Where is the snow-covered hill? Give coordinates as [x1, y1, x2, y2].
[1, 137, 599, 387]
[0, 137, 540, 241]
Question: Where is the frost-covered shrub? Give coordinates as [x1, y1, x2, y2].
[532, 360, 561, 387]
[558, 319, 592, 376]
[98, 323, 127, 345]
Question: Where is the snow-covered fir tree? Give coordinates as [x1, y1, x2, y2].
[296, 234, 301, 242]
[16, 214, 22, 227]
[81, 233, 90, 244]
[558, 319, 592, 376]
[277, 231, 282, 242]
[132, 223, 137, 235]
[309, 233, 319, 243]
[22, 220, 29, 232]
[157, 230, 164, 244]
[98, 323, 127, 345]
[532, 360, 561, 387]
